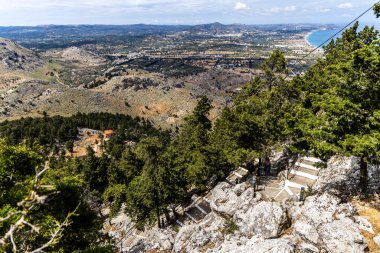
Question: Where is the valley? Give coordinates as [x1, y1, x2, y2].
[0, 23, 325, 127]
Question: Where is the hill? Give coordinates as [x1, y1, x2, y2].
[0, 37, 44, 71]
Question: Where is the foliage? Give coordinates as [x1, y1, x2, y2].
[223, 219, 239, 235]
[0, 141, 110, 252]
[1, 14, 380, 242]
[374, 3, 380, 18]
[0, 112, 164, 149]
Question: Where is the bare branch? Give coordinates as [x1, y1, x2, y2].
[10, 231, 16, 253]
[0, 216, 25, 249]
[22, 220, 40, 233]
[0, 211, 21, 223]
[27, 207, 78, 253]
[34, 161, 49, 189]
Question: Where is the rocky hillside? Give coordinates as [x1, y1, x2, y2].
[49, 46, 107, 66]
[103, 156, 380, 253]
[0, 38, 44, 71]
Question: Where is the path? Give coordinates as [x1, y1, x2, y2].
[259, 156, 322, 201]
[111, 156, 322, 251]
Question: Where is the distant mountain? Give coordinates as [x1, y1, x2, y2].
[192, 22, 226, 30]
[0, 38, 43, 71]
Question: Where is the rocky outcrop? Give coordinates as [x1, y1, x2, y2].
[113, 77, 160, 91]
[318, 218, 367, 253]
[173, 212, 225, 253]
[374, 233, 380, 248]
[209, 181, 261, 217]
[207, 236, 296, 253]
[314, 156, 380, 196]
[234, 201, 288, 238]
[60, 46, 106, 65]
[102, 156, 378, 253]
[129, 228, 176, 252]
[288, 192, 367, 253]
[0, 38, 44, 71]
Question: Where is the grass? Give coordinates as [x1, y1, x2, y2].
[223, 219, 239, 235]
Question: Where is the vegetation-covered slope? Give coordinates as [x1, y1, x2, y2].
[0, 6, 379, 252]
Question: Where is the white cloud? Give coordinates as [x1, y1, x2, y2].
[234, 2, 250, 11]
[270, 5, 297, 13]
[319, 8, 331, 13]
[338, 3, 353, 9]
[284, 5, 297, 12]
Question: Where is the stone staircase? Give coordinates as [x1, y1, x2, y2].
[175, 167, 250, 227]
[106, 157, 322, 251]
[260, 156, 322, 202]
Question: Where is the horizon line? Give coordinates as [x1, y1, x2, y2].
[0, 22, 345, 28]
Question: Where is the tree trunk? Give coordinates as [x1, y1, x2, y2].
[359, 155, 368, 194]
[156, 206, 161, 228]
[163, 209, 171, 227]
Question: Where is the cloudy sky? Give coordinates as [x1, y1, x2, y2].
[0, 0, 378, 26]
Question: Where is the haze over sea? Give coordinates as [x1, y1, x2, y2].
[307, 22, 380, 49]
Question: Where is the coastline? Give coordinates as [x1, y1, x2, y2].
[304, 30, 322, 50]
[305, 31, 314, 48]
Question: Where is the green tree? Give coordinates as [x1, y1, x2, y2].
[374, 3, 380, 18]
[66, 139, 75, 154]
[0, 141, 79, 252]
[124, 137, 169, 229]
[288, 22, 380, 193]
[211, 50, 293, 166]
[166, 96, 223, 190]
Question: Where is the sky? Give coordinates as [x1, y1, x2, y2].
[0, 0, 378, 26]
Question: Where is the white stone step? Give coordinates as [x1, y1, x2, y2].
[289, 169, 318, 180]
[274, 188, 292, 201]
[185, 212, 197, 222]
[295, 162, 319, 171]
[302, 157, 323, 163]
[195, 204, 208, 215]
[284, 179, 307, 189]
[176, 220, 184, 227]
[238, 166, 249, 173]
[233, 171, 243, 178]
[284, 186, 294, 196]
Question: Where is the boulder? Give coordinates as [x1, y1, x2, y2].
[288, 192, 367, 253]
[374, 233, 380, 248]
[291, 192, 341, 226]
[318, 218, 367, 253]
[353, 216, 375, 234]
[314, 156, 380, 195]
[293, 220, 319, 245]
[234, 201, 288, 238]
[207, 237, 295, 253]
[173, 212, 225, 253]
[297, 242, 319, 253]
[209, 181, 261, 217]
[144, 228, 175, 251]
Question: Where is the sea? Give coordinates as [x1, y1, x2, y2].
[307, 22, 380, 49]
[306, 29, 342, 48]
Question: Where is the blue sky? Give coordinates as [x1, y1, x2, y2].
[0, 0, 378, 26]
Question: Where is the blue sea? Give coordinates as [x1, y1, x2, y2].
[307, 29, 342, 48]
[307, 23, 380, 49]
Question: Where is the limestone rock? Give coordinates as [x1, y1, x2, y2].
[291, 192, 341, 226]
[207, 237, 295, 253]
[173, 212, 225, 253]
[209, 181, 261, 217]
[234, 201, 288, 238]
[318, 218, 367, 253]
[297, 242, 319, 253]
[354, 216, 375, 234]
[314, 156, 380, 195]
[293, 220, 319, 245]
